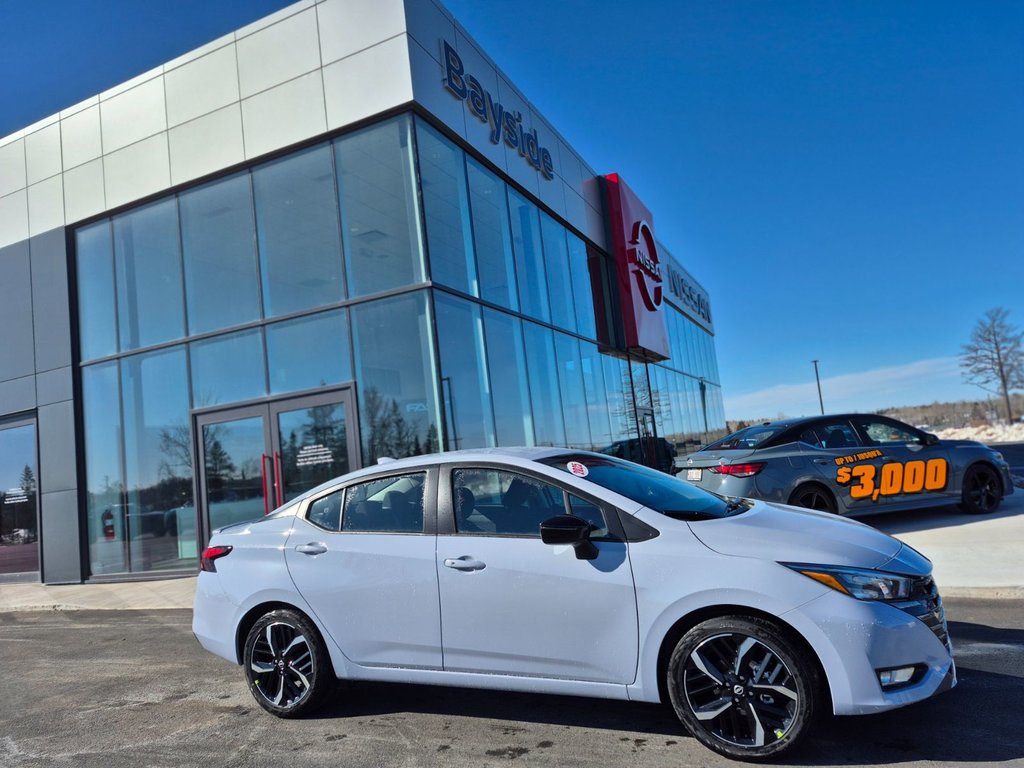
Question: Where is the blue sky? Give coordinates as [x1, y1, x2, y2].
[3, 0, 1022, 420]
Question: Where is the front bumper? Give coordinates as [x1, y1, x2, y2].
[783, 588, 956, 716]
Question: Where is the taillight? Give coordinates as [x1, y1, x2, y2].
[200, 545, 233, 573]
[708, 462, 766, 478]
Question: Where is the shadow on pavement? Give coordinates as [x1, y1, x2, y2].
[865, 494, 1023, 535]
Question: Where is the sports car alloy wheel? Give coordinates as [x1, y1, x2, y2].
[668, 617, 819, 760]
[790, 485, 837, 514]
[961, 464, 1002, 515]
[243, 609, 330, 717]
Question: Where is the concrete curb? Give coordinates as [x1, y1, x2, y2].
[938, 586, 1024, 600]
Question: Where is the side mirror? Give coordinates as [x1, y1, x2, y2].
[540, 515, 598, 560]
[923, 433, 940, 446]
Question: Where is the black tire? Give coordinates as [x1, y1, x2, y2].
[243, 608, 332, 718]
[667, 616, 822, 761]
[960, 463, 1003, 515]
[788, 483, 837, 514]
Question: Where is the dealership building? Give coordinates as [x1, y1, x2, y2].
[0, 0, 725, 584]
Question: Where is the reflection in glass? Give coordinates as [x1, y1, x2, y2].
[553, 333, 591, 449]
[508, 190, 550, 322]
[203, 416, 268, 531]
[467, 159, 518, 310]
[482, 308, 533, 447]
[540, 214, 576, 333]
[522, 322, 565, 447]
[180, 173, 261, 334]
[568, 233, 598, 341]
[113, 198, 185, 351]
[76, 222, 117, 361]
[253, 144, 344, 317]
[580, 342, 613, 450]
[191, 329, 267, 407]
[266, 310, 351, 395]
[351, 291, 439, 462]
[122, 347, 196, 571]
[435, 293, 495, 450]
[602, 354, 632, 445]
[83, 362, 126, 576]
[417, 121, 476, 295]
[278, 403, 349, 502]
[337, 116, 424, 297]
[0, 422, 39, 577]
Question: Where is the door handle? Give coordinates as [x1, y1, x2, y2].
[813, 458, 831, 465]
[443, 556, 486, 571]
[296, 543, 328, 556]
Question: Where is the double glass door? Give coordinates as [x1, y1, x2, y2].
[0, 418, 39, 581]
[195, 390, 358, 541]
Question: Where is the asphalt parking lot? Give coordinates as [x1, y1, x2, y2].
[0, 599, 1021, 768]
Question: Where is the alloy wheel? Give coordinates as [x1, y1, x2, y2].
[248, 621, 316, 709]
[682, 632, 800, 749]
[965, 467, 1000, 513]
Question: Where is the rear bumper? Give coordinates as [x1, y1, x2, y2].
[192, 571, 240, 665]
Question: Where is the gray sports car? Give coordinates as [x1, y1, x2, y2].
[680, 413, 1013, 516]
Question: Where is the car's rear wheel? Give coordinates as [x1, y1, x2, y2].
[667, 616, 821, 761]
[788, 484, 837, 514]
[960, 464, 1003, 515]
[243, 608, 332, 718]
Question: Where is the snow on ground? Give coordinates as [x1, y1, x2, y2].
[935, 423, 1024, 443]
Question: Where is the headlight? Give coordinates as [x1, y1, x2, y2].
[782, 563, 914, 600]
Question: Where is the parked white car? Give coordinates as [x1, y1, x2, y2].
[193, 447, 955, 760]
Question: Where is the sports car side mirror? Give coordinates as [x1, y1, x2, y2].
[540, 515, 598, 560]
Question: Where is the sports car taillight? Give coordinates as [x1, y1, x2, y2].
[200, 545, 233, 573]
[708, 462, 766, 478]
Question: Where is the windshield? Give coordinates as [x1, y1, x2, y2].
[705, 425, 781, 451]
[539, 454, 740, 520]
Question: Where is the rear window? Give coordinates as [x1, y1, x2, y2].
[705, 426, 781, 450]
[538, 454, 740, 520]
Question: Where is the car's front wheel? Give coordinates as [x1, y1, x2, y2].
[243, 608, 332, 717]
[960, 464, 1003, 515]
[667, 616, 822, 761]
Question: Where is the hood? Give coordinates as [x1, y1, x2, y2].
[687, 501, 903, 569]
[943, 439, 994, 451]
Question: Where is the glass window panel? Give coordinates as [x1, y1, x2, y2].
[180, 173, 261, 334]
[522, 322, 565, 447]
[467, 159, 517, 310]
[337, 117, 424, 297]
[191, 328, 266, 407]
[278, 402, 351, 502]
[351, 291, 440, 462]
[452, 468, 563, 537]
[602, 354, 632, 444]
[540, 215, 576, 333]
[266, 309, 351, 395]
[343, 472, 426, 533]
[553, 333, 591, 449]
[580, 342, 613, 451]
[482, 308, 533, 446]
[121, 346, 195, 572]
[0, 423, 40, 576]
[569, 494, 609, 539]
[435, 293, 495, 450]
[113, 198, 185, 350]
[76, 222, 117, 360]
[308, 488, 343, 532]
[253, 144, 344, 317]
[568, 233, 597, 340]
[416, 121, 476, 295]
[632, 362, 652, 410]
[508, 190, 550, 322]
[83, 361, 126, 576]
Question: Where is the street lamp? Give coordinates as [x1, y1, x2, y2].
[811, 360, 824, 415]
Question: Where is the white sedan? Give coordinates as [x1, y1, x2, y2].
[193, 447, 955, 760]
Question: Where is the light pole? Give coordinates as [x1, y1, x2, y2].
[811, 360, 824, 415]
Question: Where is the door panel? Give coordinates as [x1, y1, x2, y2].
[437, 536, 638, 682]
[197, 411, 272, 533]
[271, 393, 357, 504]
[0, 420, 39, 579]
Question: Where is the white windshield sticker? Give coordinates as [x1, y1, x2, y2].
[567, 461, 589, 477]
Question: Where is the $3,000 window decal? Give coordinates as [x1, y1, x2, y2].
[836, 459, 948, 502]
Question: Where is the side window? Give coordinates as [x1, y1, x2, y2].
[810, 420, 861, 450]
[855, 418, 919, 445]
[453, 469, 564, 536]
[307, 488, 343, 531]
[568, 495, 609, 538]
[341, 472, 426, 533]
[799, 428, 823, 448]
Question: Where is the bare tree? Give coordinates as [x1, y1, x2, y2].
[960, 307, 1024, 424]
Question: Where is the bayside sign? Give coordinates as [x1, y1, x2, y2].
[604, 174, 670, 361]
[441, 41, 555, 181]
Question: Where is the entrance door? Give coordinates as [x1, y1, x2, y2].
[0, 417, 40, 581]
[195, 390, 359, 542]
